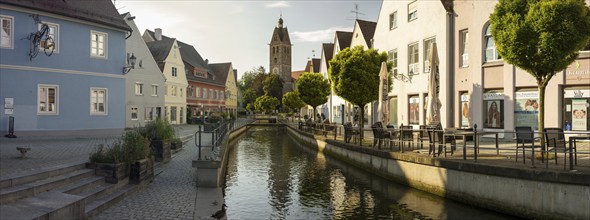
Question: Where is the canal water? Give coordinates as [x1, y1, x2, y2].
[223, 127, 518, 219]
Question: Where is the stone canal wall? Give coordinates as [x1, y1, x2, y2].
[285, 125, 590, 220]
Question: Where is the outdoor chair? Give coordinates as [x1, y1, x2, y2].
[515, 126, 541, 164]
[418, 125, 429, 149]
[544, 128, 575, 169]
[426, 124, 455, 157]
[344, 122, 359, 144]
[400, 125, 414, 150]
[371, 122, 392, 149]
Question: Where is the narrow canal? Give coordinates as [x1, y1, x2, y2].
[223, 127, 518, 219]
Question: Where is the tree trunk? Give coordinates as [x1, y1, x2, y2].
[313, 106, 317, 122]
[359, 103, 365, 146]
[538, 79, 549, 148]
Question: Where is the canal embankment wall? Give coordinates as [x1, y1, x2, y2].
[284, 125, 590, 220]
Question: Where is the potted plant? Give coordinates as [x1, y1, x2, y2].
[122, 130, 154, 185]
[204, 113, 223, 132]
[140, 118, 175, 163]
[88, 142, 129, 184]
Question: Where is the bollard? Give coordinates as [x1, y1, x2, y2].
[5, 116, 17, 138]
[196, 126, 202, 160]
[474, 124, 478, 161]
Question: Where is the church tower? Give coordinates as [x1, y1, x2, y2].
[269, 15, 292, 95]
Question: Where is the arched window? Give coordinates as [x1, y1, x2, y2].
[274, 57, 277, 64]
[484, 24, 501, 62]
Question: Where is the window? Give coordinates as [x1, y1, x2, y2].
[209, 89, 213, 100]
[388, 49, 398, 76]
[171, 106, 177, 122]
[180, 88, 183, 97]
[389, 11, 397, 30]
[171, 86, 177, 96]
[39, 22, 58, 53]
[409, 96, 419, 125]
[135, 83, 143, 95]
[1, 15, 14, 49]
[408, 1, 418, 22]
[90, 88, 107, 115]
[460, 93, 470, 128]
[152, 84, 158, 96]
[215, 90, 218, 100]
[131, 107, 138, 120]
[408, 42, 419, 74]
[423, 37, 436, 73]
[484, 24, 501, 62]
[145, 107, 154, 121]
[459, 29, 469, 67]
[563, 88, 590, 131]
[483, 91, 504, 129]
[203, 88, 207, 99]
[90, 31, 107, 58]
[220, 91, 224, 100]
[196, 87, 201, 98]
[38, 84, 58, 115]
[172, 67, 177, 77]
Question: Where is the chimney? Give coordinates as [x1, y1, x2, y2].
[205, 59, 209, 65]
[155, 28, 162, 41]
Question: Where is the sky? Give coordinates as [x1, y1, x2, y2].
[114, 0, 382, 80]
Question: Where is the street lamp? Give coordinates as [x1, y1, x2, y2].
[123, 53, 136, 74]
[393, 70, 413, 83]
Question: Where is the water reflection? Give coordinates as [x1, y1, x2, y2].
[223, 127, 518, 220]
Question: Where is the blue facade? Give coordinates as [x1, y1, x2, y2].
[0, 8, 127, 134]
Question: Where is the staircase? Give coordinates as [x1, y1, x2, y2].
[0, 161, 137, 219]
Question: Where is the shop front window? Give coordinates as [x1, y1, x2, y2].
[564, 88, 590, 131]
[483, 91, 504, 129]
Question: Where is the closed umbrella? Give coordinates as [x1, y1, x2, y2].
[426, 42, 441, 124]
[377, 62, 389, 126]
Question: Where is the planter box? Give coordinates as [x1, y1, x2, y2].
[151, 140, 171, 163]
[93, 162, 129, 184]
[130, 157, 154, 185]
[171, 140, 183, 150]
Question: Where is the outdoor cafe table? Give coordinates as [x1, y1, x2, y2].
[568, 134, 590, 170]
[443, 130, 499, 160]
[385, 128, 424, 153]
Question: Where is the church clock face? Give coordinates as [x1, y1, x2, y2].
[273, 67, 279, 74]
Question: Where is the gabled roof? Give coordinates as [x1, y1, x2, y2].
[271, 27, 291, 44]
[304, 59, 321, 73]
[322, 43, 334, 68]
[292, 70, 305, 80]
[145, 38, 175, 71]
[335, 31, 353, 51]
[144, 30, 211, 72]
[209, 62, 232, 85]
[2, 0, 130, 31]
[356, 19, 377, 48]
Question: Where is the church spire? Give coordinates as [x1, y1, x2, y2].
[278, 14, 283, 28]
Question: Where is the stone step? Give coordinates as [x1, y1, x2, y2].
[0, 168, 94, 205]
[85, 184, 137, 218]
[0, 161, 87, 189]
[56, 175, 105, 195]
[0, 191, 85, 220]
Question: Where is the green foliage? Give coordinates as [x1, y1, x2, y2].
[121, 130, 150, 161]
[490, 0, 590, 82]
[328, 45, 391, 107]
[282, 91, 306, 113]
[89, 141, 125, 164]
[263, 73, 284, 102]
[140, 118, 175, 141]
[296, 72, 330, 108]
[208, 113, 223, 123]
[255, 95, 280, 113]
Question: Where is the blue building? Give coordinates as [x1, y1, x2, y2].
[0, 0, 131, 136]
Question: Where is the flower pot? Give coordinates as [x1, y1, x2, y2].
[130, 157, 154, 184]
[151, 140, 171, 163]
[93, 162, 129, 184]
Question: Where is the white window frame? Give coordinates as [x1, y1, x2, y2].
[196, 86, 201, 98]
[388, 49, 398, 76]
[90, 30, 107, 58]
[38, 22, 59, 53]
[131, 107, 138, 120]
[220, 91, 224, 100]
[90, 87, 108, 115]
[203, 88, 207, 99]
[209, 89, 213, 100]
[408, 42, 419, 75]
[172, 67, 177, 77]
[389, 11, 397, 30]
[423, 37, 436, 73]
[171, 85, 177, 97]
[151, 84, 158, 96]
[135, 82, 143, 95]
[408, 1, 418, 22]
[484, 24, 501, 62]
[37, 84, 59, 115]
[459, 29, 469, 67]
[1, 15, 14, 49]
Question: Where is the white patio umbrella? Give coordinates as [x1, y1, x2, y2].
[377, 62, 389, 126]
[426, 42, 441, 124]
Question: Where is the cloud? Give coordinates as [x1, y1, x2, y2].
[265, 1, 291, 8]
[292, 27, 350, 43]
[229, 5, 244, 14]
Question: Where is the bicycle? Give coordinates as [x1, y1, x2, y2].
[26, 14, 54, 60]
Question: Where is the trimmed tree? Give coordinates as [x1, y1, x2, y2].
[263, 73, 284, 106]
[329, 45, 391, 140]
[254, 95, 280, 114]
[296, 72, 331, 122]
[490, 0, 590, 139]
[282, 91, 306, 117]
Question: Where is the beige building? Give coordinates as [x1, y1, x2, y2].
[144, 30, 188, 124]
[372, 0, 590, 137]
[373, 0, 449, 128]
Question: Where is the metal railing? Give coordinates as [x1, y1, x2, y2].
[194, 118, 254, 160]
